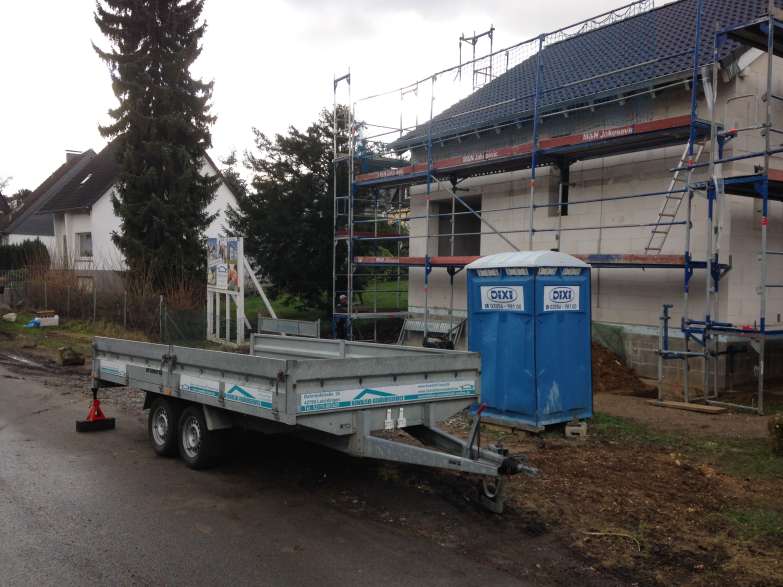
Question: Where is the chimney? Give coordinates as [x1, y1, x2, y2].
[65, 150, 83, 163]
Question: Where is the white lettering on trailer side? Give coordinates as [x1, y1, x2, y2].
[298, 380, 477, 413]
[223, 381, 274, 409]
[180, 375, 220, 398]
[99, 359, 128, 378]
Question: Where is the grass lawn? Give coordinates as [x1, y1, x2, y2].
[244, 279, 409, 322]
[0, 311, 148, 357]
[355, 278, 408, 311]
[591, 411, 783, 480]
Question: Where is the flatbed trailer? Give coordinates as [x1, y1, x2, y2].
[90, 334, 537, 512]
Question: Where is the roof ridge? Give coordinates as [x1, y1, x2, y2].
[543, 0, 691, 50]
[391, 0, 771, 151]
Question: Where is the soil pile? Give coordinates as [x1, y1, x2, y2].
[592, 342, 654, 396]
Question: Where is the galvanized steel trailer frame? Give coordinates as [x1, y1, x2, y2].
[90, 335, 533, 511]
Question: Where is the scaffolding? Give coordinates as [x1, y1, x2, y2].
[332, 0, 781, 414]
[656, 0, 783, 415]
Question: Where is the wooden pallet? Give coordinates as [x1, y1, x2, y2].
[646, 400, 728, 414]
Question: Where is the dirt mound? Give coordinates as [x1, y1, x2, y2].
[592, 342, 654, 396]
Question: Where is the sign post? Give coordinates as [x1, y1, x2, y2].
[207, 236, 244, 345]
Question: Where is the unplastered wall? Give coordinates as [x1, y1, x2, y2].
[406, 54, 781, 327]
[704, 52, 783, 327]
[724, 195, 783, 327]
[407, 146, 717, 326]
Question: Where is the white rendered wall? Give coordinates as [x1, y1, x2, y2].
[90, 188, 125, 270]
[206, 179, 236, 237]
[5, 234, 56, 254]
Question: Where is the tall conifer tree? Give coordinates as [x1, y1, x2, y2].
[94, 0, 218, 286]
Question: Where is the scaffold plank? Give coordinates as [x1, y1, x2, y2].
[353, 254, 692, 269]
[647, 400, 727, 414]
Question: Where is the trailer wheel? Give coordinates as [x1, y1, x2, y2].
[178, 406, 223, 469]
[148, 397, 182, 457]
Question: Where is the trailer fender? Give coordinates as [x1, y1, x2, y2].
[203, 405, 234, 431]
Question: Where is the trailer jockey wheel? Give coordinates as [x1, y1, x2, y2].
[479, 476, 505, 514]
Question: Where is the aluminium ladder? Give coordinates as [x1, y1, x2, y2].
[645, 140, 705, 254]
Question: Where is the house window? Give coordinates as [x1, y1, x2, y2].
[77, 276, 94, 293]
[436, 196, 482, 256]
[548, 164, 570, 217]
[76, 232, 92, 258]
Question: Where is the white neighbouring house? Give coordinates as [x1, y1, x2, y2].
[35, 140, 238, 271]
[0, 150, 96, 252]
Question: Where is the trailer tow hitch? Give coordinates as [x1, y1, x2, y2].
[466, 404, 539, 513]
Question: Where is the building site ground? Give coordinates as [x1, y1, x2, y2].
[0, 319, 781, 586]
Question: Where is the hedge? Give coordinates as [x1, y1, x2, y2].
[0, 239, 50, 270]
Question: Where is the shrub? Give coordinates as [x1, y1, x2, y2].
[769, 414, 783, 456]
[0, 240, 50, 270]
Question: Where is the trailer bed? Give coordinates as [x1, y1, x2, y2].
[90, 334, 535, 512]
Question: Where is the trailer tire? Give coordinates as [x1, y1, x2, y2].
[178, 406, 223, 469]
[148, 397, 182, 457]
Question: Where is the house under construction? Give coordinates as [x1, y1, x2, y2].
[332, 0, 783, 414]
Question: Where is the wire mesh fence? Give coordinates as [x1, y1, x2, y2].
[0, 268, 208, 345]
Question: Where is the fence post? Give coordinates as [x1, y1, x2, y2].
[43, 278, 47, 309]
[92, 283, 97, 323]
[123, 290, 127, 330]
[66, 286, 70, 317]
[159, 294, 164, 343]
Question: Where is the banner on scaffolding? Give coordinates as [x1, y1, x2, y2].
[206, 236, 245, 345]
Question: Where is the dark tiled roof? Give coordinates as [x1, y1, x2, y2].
[13, 212, 54, 236]
[0, 194, 10, 216]
[39, 140, 121, 213]
[2, 150, 95, 235]
[393, 0, 777, 150]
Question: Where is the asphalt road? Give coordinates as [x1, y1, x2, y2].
[0, 361, 542, 586]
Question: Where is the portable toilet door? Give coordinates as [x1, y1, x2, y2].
[467, 251, 592, 429]
[534, 264, 592, 426]
[466, 263, 535, 418]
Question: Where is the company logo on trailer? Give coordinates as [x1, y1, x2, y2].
[488, 287, 518, 303]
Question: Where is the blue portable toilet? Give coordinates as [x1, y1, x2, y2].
[466, 251, 592, 430]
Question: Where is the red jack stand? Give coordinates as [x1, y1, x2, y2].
[76, 387, 116, 432]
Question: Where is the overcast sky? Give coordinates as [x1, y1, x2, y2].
[0, 0, 674, 193]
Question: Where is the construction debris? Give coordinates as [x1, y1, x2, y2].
[591, 342, 653, 396]
[57, 346, 85, 367]
[565, 420, 588, 440]
[647, 399, 727, 415]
